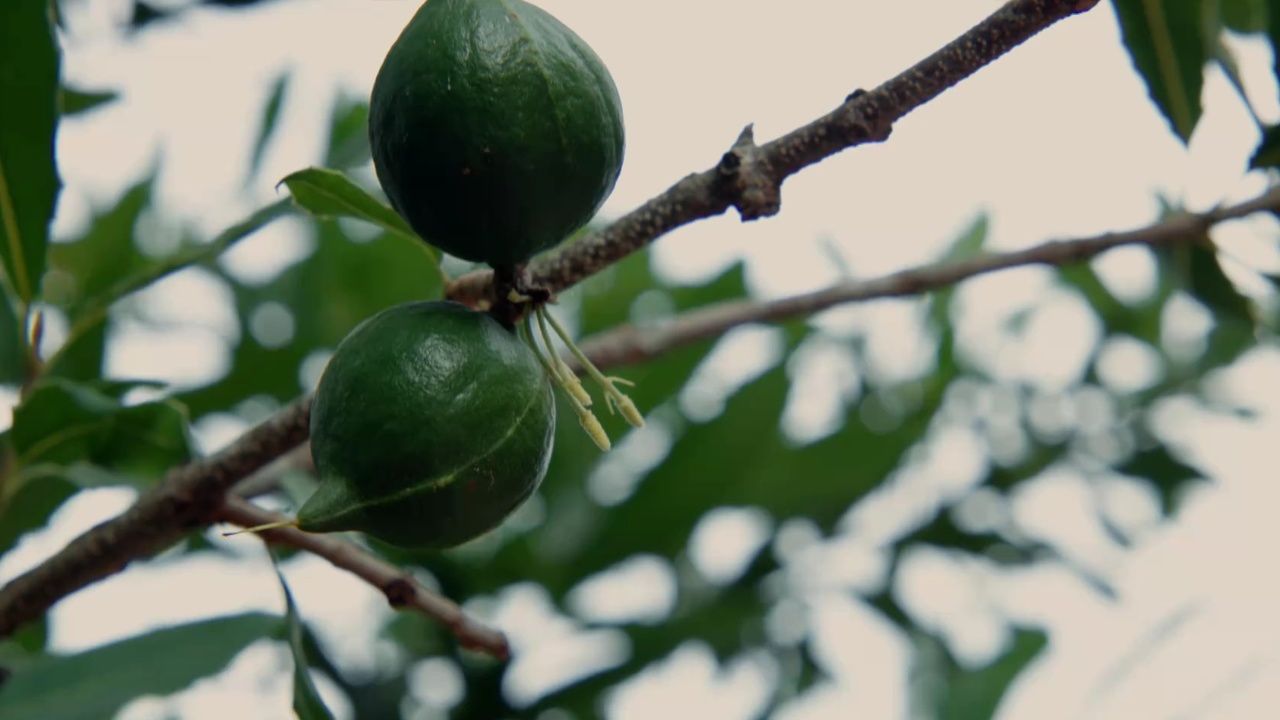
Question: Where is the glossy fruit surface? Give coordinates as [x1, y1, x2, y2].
[300, 301, 555, 549]
[369, 0, 624, 267]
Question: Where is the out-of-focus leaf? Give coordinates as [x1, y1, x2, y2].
[936, 629, 1048, 720]
[280, 167, 418, 242]
[1182, 242, 1254, 325]
[941, 214, 988, 262]
[0, 472, 76, 553]
[1222, 0, 1266, 32]
[1270, 0, 1280, 87]
[1164, 240, 1257, 371]
[248, 73, 289, 183]
[44, 323, 106, 383]
[1111, 0, 1209, 142]
[324, 97, 371, 169]
[46, 176, 153, 314]
[930, 215, 988, 329]
[0, 287, 22, 384]
[59, 86, 119, 117]
[10, 379, 192, 479]
[0, 613, 282, 720]
[0, 0, 61, 303]
[274, 565, 336, 720]
[181, 218, 444, 416]
[1118, 443, 1203, 514]
[1248, 123, 1280, 169]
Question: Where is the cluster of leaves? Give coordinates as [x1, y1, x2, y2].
[0, 1, 1276, 718]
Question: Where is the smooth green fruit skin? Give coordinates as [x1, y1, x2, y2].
[300, 301, 555, 549]
[369, 0, 625, 267]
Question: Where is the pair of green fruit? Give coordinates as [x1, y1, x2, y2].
[293, 0, 627, 549]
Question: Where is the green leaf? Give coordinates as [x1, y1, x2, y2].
[280, 167, 418, 241]
[45, 176, 154, 315]
[1249, 124, 1280, 169]
[1117, 443, 1203, 514]
[10, 378, 192, 480]
[0, 0, 62, 302]
[248, 72, 289, 183]
[0, 286, 22, 384]
[1270, 0, 1280, 87]
[0, 613, 282, 720]
[936, 629, 1048, 720]
[1111, 0, 1209, 142]
[59, 86, 119, 117]
[273, 565, 336, 720]
[1222, 0, 1267, 32]
[0, 473, 76, 553]
[324, 96, 371, 169]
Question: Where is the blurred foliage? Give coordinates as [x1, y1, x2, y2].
[0, 613, 282, 720]
[276, 564, 336, 720]
[1, 1, 1279, 719]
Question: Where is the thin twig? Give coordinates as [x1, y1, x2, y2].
[219, 497, 509, 659]
[445, 0, 1102, 307]
[0, 0, 1105, 640]
[575, 188, 1280, 369]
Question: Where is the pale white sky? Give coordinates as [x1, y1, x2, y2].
[3, 1, 1280, 718]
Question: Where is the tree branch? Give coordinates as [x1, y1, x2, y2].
[0, 0, 1105, 641]
[0, 397, 311, 638]
[218, 497, 509, 659]
[445, 0, 1102, 307]
[575, 187, 1280, 369]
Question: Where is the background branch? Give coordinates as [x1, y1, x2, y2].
[0, 0, 1105, 642]
[218, 497, 509, 659]
[445, 0, 1102, 306]
[577, 187, 1280, 369]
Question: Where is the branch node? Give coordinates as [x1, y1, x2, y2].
[382, 577, 416, 608]
[718, 124, 782, 221]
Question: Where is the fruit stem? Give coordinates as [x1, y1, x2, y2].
[223, 519, 299, 537]
[539, 307, 645, 429]
[522, 317, 611, 451]
[535, 306, 592, 407]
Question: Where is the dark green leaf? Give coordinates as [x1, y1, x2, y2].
[0, 473, 76, 553]
[1222, 0, 1267, 32]
[59, 86, 119, 117]
[0, 613, 282, 720]
[11, 378, 192, 480]
[0, 0, 61, 302]
[0, 286, 22, 384]
[248, 73, 289, 183]
[937, 629, 1048, 720]
[1162, 241, 1257, 371]
[1117, 444, 1203, 514]
[280, 167, 418, 241]
[274, 565, 336, 720]
[1270, 0, 1280, 88]
[1248, 123, 1280, 169]
[1111, 0, 1209, 141]
[1185, 242, 1253, 325]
